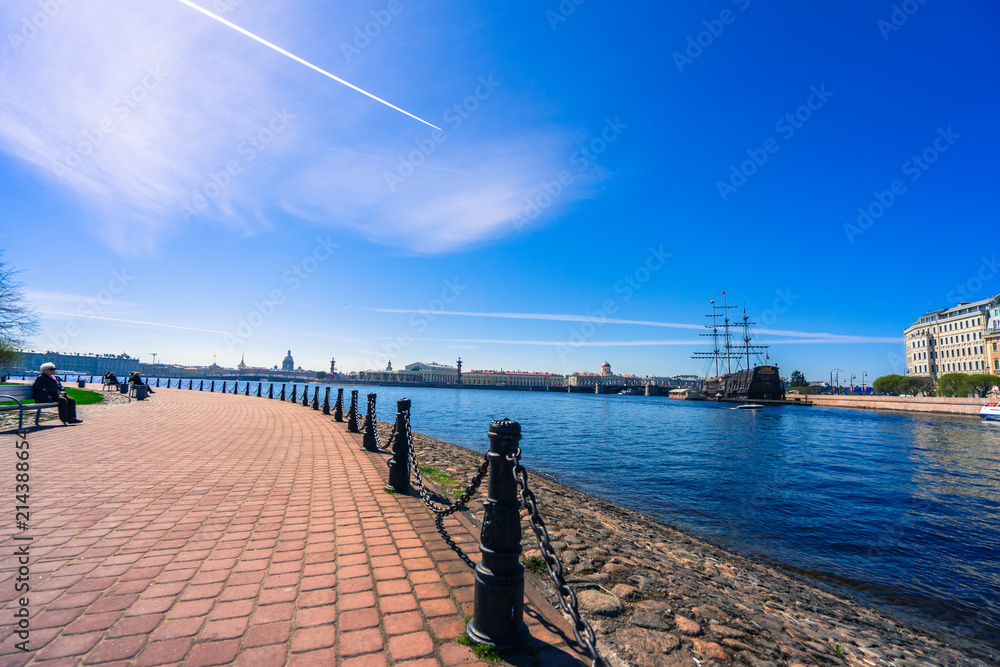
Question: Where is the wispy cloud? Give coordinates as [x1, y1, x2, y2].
[38, 311, 235, 336]
[175, 0, 440, 130]
[28, 290, 138, 308]
[383, 336, 897, 347]
[361, 308, 901, 344]
[0, 1, 575, 255]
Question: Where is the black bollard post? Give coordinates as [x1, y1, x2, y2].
[268, 384, 274, 399]
[323, 387, 331, 415]
[257, 383, 262, 397]
[280, 385, 286, 401]
[244, 382, 248, 395]
[385, 398, 411, 493]
[302, 386, 310, 407]
[334, 388, 344, 422]
[466, 418, 529, 649]
[312, 387, 319, 410]
[362, 393, 378, 452]
[347, 390, 360, 433]
[221, 382, 226, 393]
[291, 385, 297, 402]
[234, 381, 239, 394]
[156, 377, 160, 388]
[199, 380, 204, 391]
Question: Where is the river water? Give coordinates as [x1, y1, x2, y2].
[96, 378, 1000, 653]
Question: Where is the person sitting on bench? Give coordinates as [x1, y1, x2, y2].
[104, 371, 121, 389]
[129, 372, 154, 394]
[33, 363, 82, 424]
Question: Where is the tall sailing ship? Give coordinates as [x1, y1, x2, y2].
[692, 291, 785, 401]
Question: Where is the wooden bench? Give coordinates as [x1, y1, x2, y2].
[0, 385, 63, 430]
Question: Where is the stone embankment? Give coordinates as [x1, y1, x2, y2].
[794, 394, 991, 416]
[387, 422, 993, 667]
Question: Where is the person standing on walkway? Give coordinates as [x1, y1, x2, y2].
[33, 362, 82, 423]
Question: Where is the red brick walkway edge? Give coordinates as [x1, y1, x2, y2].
[0, 384, 592, 666]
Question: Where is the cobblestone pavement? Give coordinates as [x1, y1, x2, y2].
[0, 385, 588, 666]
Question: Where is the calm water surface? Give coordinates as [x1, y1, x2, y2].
[127, 379, 1000, 654]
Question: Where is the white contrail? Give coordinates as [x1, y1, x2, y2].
[360, 308, 901, 344]
[176, 0, 441, 130]
[39, 310, 234, 335]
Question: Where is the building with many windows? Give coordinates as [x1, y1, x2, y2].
[14, 350, 139, 376]
[985, 305, 1000, 374]
[904, 294, 1000, 381]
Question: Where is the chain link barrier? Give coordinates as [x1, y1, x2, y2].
[402, 412, 490, 516]
[508, 446, 606, 667]
[367, 400, 392, 450]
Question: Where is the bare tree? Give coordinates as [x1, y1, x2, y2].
[0, 254, 39, 368]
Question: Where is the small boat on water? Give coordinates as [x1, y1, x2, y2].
[733, 403, 763, 411]
[980, 403, 1000, 421]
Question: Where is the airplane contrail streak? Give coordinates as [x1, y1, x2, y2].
[176, 0, 441, 130]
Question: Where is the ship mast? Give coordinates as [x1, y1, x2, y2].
[692, 289, 736, 377]
[723, 290, 732, 375]
[733, 304, 769, 371]
[693, 290, 771, 375]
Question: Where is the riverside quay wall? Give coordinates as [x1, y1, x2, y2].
[803, 394, 990, 416]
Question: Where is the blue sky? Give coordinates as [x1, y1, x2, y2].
[2, 0, 997, 381]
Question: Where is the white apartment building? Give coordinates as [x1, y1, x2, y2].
[904, 294, 1000, 381]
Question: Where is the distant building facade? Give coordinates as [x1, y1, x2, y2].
[462, 370, 564, 388]
[567, 361, 644, 387]
[16, 351, 139, 376]
[357, 361, 564, 387]
[904, 294, 1000, 381]
[282, 350, 295, 371]
[986, 305, 1000, 374]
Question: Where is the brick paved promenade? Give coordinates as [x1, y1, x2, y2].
[0, 385, 588, 666]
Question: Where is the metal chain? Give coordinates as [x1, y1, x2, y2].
[404, 412, 489, 516]
[381, 425, 395, 451]
[508, 447, 606, 667]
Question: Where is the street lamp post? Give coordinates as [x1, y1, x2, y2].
[850, 374, 856, 392]
[829, 368, 841, 394]
[863, 371, 868, 392]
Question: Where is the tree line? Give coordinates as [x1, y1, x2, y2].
[872, 373, 1000, 398]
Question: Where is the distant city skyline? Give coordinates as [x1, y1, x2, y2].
[3, 1, 997, 381]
